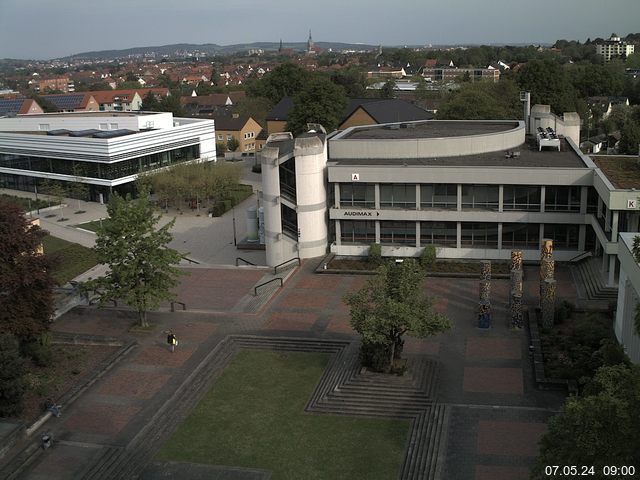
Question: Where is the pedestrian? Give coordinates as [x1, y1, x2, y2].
[167, 332, 178, 352]
[41, 432, 53, 450]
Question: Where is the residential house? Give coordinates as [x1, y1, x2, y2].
[265, 97, 433, 135]
[366, 66, 407, 79]
[30, 76, 74, 93]
[214, 113, 262, 154]
[180, 92, 246, 117]
[596, 34, 635, 62]
[0, 98, 44, 116]
[587, 96, 630, 120]
[42, 93, 100, 112]
[421, 66, 500, 82]
[91, 88, 169, 111]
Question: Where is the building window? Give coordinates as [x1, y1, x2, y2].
[341, 220, 376, 244]
[340, 183, 375, 208]
[544, 224, 579, 250]
[99, 123, 108, 130]
[217, 134, 223, 140]
[38, 124, 50, 131]
[461, 223, 499, 248]
[503, 185, 541, 211]
[502, 223, 539, 249]
[227, 134, 232, 141]
[380, 183, 416, 209]
[278, 158, 296, 202]
[109, 123, 118, 130]
[587, 187, 598, 214]
[420, 184, 457, 209]
[420, 221, 456, 247]
[281, 204, 298, 240]
[380, 221, 416, 245]
[545, 186, 581, 212]
[461, 185, 499, 210]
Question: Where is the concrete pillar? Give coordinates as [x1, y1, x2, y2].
[597, 197, 603, 219]
[415, 184, 421, 210]
[539, 224, 545, 244]
[334, 183, 340, 208]
[498, 185, 504, 213]
[605, 207, 611, 233]
[540, 185, 546, 213]
[611, 211, 619, 241]
[375, 220, 380, 244]
[497, 223, 503, 250]
[374, 183, 380, 209]
[580, 186, 588, 214]
[457, 184, 462, 212]
[261, 147, 284, 267]
[456, 222, 462, 249]
[511, 250, 523, 271]
[608, 255, 616, 287]
[579, 224, 586, 251]
[335, 220, 341, 246]
[415, 221, 420, 248]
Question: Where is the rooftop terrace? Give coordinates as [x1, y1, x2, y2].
[341, 120, 520, 140]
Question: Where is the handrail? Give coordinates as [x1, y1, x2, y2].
[171, 301, 186, 312]
[181, 254, 200, 265]
[273, 256, 301, 274]
[568, 251, 593, 263]
[254, 277, 283, 296]
[236, 257, 256, 266]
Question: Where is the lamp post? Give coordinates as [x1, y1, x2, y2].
[232, 205, 237, 246]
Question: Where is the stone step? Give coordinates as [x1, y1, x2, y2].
[400, 404, 449, 480]
[77, 446, 122, 480]
[309, 404, 424, 419]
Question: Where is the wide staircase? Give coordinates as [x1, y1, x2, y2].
[572, 257, 618, 302]
[71, 336, 448, 480]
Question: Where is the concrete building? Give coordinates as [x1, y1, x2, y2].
[615, 233, 640, 364]
[258, 107, 640, 293]
[0, 111, 215, 202]
[596, 34, 635, 63]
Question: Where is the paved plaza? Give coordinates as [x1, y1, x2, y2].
[0, 258, 573, 479]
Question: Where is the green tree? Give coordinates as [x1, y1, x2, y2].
[330, 66, 368, 97]
[246, 63, 309, 103]
[226, 136, 240, 152]
[0, 334, 26, 417]
[140, 91, 160, 111]
[343, 259, 451, 372]
[0, 200, 56, 338]
[86, 193, 184, 327]
[286, 76, 347, 134]
[379, 78, 396, 99]
[437, 80, 521, 120]
[619, 118, 640, 154]
[69, 164, 89, 213]
[531, 364, 640, 479]
[233, 96, 273, 128]
[158, 91, 184, 116]
[46, 181, 68, 221]
[517, 59, 579, 113]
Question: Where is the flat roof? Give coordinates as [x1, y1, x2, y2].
[341, 120, 519, 140]
[330, 137, 587, 168]
[593, 156, 640, 189]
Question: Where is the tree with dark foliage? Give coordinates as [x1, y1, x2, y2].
[0, 200, 56, 339]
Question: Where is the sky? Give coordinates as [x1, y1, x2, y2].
[1, 0, 639, 60]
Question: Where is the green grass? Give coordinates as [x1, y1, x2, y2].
[0, 193, 57, 212]
[157, 350, 410, 480]
[42, 236, 99, 285]
[75, 219, 108, 232]
[228, 184, 253, 205]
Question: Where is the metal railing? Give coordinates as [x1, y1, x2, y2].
[181, 254, 200, 264]
[170, 301, 186, 312]
[273, 256, 301, 274]
[236, 257, 256, 266]
[568, 251, 593, 263]
[254, 277, 283, 296]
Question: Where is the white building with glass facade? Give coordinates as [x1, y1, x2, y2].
[0, 111, 216, 201]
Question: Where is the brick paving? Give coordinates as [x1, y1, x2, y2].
[9, 260, 576, 480]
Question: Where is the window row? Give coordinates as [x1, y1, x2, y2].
[0, 145, 200, 180]
[337, 183, 588, 212]
[340, 221, 580, 249]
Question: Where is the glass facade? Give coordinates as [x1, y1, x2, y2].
[281, 204, 298, 239]
[380, 184, 416, 209]
[380, 221, 416, 245]
[545, 186, 581, 212]
[420, 221, 457, 247]
[461, 185, 499, 210]
[502, 223, 539, 248]
[278, 158, 296, 202]
[420, 184, 457, 209]
[341, 220, 376, 244]
[544, 224, 579, 250]
[461, 222, 499, 248]
[503, 185, 541, 211]
[340, 183, 375, 208]
[0, 144, 199, 181]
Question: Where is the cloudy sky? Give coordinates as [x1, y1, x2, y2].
[1, 0, 639, 59]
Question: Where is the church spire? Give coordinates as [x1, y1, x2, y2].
[307, 29, 314, 53]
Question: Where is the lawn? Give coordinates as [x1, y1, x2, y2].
[157, 350, 410, 480]
[42, 235, 99, 284]
[0, 193, 57, 212]
[75, 219, 108, 232]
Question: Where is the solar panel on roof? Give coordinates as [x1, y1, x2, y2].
[0, 99, 26, 116]
[47, 129, 71, 136]
[43, 94, 84, 110]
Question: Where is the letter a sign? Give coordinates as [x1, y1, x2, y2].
[351, 173, 360, 181]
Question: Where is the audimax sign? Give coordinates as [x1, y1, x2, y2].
[342, 210, 380, 217]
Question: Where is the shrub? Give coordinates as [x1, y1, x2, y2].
[22, 339, 53, 367]
[0, 335, 26, 417]
[419, 245, 436, 269]
[368, 243, 382, 267]
[555, 300, 575, 324]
